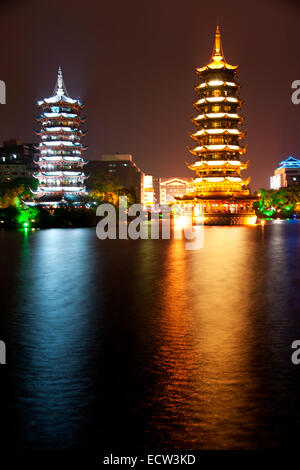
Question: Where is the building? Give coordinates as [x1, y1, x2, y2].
[176, 26, 257, 225]
[142, 175, 155, 206]
[160, 177, 191, 205]
[86, 154, 143, 202]
[141, 174, 161, 207]
[0, 140, 37, 183]
[270, 156, 300, 189]
[141, 175, 190, 207]
[34, 67, 87, 205]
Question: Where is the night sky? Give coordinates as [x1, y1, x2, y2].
[0, 0, 299, 190]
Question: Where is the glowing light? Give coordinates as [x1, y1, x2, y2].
[278, 156, 300, 169]
[245, 216, 257, 226]
[205, 129, 224, 134]
[204, 177, 225, 182]
[44, 96, 77, 104]
[43, 141, 78, 146]
[41, 171, 62, 176]
[270, 174, 281, 189]
[208, 80, 224, 86]
[206, 97, 225, 102]
[206, 112, 226, 118]
[193, 160, 243, 167]
[41, 156, 61, 161]
[192, 130, 205, 136]
[174, 214, 192, 231]
[205, 145, 226, 150]
[194, 114, 205, 120]
[228, 176, 242, 182]
[44, 112, 77, 118]
[63, 156, 81, 161]
[192, 128, 241, 137]
[44, 126, 75, 132]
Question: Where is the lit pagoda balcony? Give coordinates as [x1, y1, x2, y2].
[39, 182, 85, 188]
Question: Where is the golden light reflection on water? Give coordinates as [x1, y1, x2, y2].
[146, 227, 263, 449]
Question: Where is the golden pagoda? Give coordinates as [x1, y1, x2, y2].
[177, 26, 257, 225]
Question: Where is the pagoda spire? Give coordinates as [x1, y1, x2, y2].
[53, 66, 69, 97]
[197, 25, 237, 72]
[211, 25, 225, 62]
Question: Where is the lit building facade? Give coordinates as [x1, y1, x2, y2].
[34, 67, 87, 205]
[270, 156, 300, 189]
[142, 175, 155, 207]
[160, 177, 191, 204]
[141, 176, 191, 207]
[177, 26, 256, 225]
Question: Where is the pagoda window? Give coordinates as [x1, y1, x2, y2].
[212, 105, 220, 112]
[212, 89, 221, 97]
[209, 137, 223, 144]
[212, 121, 221, 128]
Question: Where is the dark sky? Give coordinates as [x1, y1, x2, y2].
[0, 0, 299, 190]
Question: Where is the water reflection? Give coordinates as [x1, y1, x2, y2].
[11, 229, 102, 449]
[1, 222, 300, 450]
[142, 229, 262, 449]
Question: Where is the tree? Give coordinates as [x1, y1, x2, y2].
[87, 169, 136, 206]
[0, 177, 37, 208]
[255, 184, 300, 218]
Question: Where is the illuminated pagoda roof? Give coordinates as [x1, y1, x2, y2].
[278, 156, 300, 168]
[197, 26, 238, 73]
[37, 66, 82, 106]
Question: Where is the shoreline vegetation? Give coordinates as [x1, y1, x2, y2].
[1, 177, 300, 230]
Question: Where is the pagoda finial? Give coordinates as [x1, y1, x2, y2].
[211, 25, 225, 62]
[53, 66, 69, 97]
[57, 66, 63, 93]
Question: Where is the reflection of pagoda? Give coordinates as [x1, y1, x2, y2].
[178, 26, 257, 225]
[34, 67, 87, 205]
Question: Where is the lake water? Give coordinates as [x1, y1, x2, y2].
[0, 221, 300, 450]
